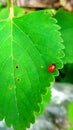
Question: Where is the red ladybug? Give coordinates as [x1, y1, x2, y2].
[48, 64, 56, 73]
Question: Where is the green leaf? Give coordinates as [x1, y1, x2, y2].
[0, 8, 64, 130]
[69, 128, 73, 130]
[40, 86, 51, 112]
[68, 102, 73, 124]
[0, 6, 25, 20]
[0, 2, 3, 8]
[36, 85, 51, 117]
[55, 9, 73, 64]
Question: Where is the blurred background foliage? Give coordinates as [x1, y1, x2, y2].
[56, 64, 73, 84]
[0, 0, 73, 11]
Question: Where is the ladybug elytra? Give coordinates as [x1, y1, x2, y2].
[48, 64, 56, 73]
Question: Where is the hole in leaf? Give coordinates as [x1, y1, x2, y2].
[16, 65, 19, 69]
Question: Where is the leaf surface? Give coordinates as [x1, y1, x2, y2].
[0, 9, 64, 130]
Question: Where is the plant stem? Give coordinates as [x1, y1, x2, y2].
[7, 0, 14, 19]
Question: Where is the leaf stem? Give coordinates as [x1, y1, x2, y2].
[7, 0, 14, 19]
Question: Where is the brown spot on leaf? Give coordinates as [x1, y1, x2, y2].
[8, 85, 12, 90]
[45, 10, 49, 14]
[16, 78, 21, 82]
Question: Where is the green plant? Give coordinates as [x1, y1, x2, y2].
[0, 0, 73, 130]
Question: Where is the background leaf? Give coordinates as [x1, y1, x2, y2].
[55, 9, 73, 64]
[56, 63, 73, 84]
[69, 128, 73, 130]
[0, 9, 64, 130]
[68, 102, 73, 126]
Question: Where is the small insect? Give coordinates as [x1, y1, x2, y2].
[48, 64, 56, 73]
